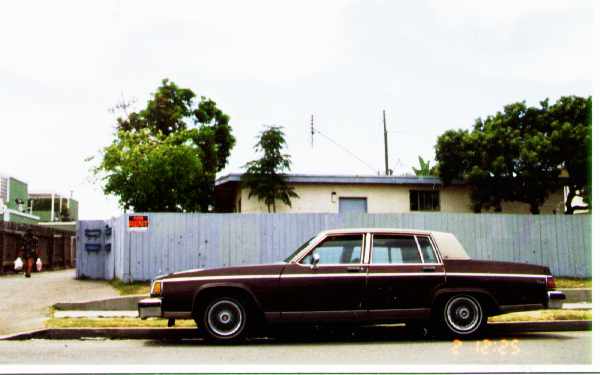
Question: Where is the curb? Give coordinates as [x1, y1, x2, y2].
[0, 328, 200, 341]
[489, 320, 592, 332]
[0, 321, 591, 341]
[54, 295, 146, 311]
[562, 288, 592, 303]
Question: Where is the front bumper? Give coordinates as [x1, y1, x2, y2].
[138, 298, 162, 319]
[547, 291, 566, 309]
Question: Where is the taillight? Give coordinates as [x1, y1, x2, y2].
[546, 276, 556, 290]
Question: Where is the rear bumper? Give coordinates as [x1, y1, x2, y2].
[547, 291, 566, 309]
[138, 298, 162, 319]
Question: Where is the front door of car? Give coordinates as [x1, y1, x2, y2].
[366, 233, 446, 321]
[277, 233, 367, 321]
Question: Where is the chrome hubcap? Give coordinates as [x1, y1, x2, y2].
[445, 296, 482, 334]
[218, 311, 232, 324]
[207, 300, 244, 337]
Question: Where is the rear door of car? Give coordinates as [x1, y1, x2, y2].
[365, 232, 446, 320]
[277, 233, 368, 321]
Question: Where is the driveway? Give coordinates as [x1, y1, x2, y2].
[0, 269, 119, 336]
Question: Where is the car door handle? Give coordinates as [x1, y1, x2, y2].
[422, 266, 436, 272]
[346, 266, 365, 272]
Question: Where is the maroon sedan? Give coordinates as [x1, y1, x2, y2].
[139, 228, 565, 342]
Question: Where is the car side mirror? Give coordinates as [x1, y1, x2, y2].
[310, 253, 320, 269]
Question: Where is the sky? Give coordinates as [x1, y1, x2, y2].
[0, 0, 593, 219]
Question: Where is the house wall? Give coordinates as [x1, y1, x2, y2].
[7, 178, 28, 210]
[237, 184, 565, 214]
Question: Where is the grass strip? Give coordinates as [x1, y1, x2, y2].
[489, 309, 592, 323]
[46, 317, 197, 328]
[555, 278, 592, 289]
[108, 279, 150, 296]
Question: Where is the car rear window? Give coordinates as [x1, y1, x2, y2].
[371, 235, 422, 264]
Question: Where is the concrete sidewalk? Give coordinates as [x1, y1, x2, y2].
[0, 269, 119, 336]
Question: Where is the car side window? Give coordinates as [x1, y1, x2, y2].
[371, 235, 422, 264]
[301, 235, 363, 265]
[417, 236, 438, 263]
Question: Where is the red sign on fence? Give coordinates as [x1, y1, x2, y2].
[128, 215, 149, 232]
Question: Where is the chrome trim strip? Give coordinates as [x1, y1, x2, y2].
[368, 262, 444, 266]
[172, 268, 204, 275]
[364, 232, 372, 264]
[164, 275, 280, 283]
[414, 235, 425, 263]
[446, 272, 546, 278]
[368, 272, 446, 277]
[161, 271, 547, 283]
[282, 273, 367, 278]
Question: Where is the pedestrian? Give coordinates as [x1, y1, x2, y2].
[21, 229, 38, 278]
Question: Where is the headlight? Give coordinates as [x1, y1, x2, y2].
[150, 280, 162, 297]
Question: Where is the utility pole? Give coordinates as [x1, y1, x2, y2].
[310, 114, 315, 148]
[383, 110, 390, 175]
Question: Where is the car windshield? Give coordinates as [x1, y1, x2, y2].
[283, 236, 316, 263]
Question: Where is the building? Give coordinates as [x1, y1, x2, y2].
[28, 192, 79, 223]
[215, 173, 565, 214]
[0, 174, 41, 223]
[0, 173, 79, 229]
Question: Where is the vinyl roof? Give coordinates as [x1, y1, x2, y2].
[316, 228, 471, 260]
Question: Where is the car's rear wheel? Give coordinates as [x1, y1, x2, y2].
[197, 296, 249, 343]
[439, 294, 486, 338]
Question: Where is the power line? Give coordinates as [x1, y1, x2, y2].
[312, 127, 379, 174]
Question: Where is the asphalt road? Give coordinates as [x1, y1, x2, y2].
[0, 328, 591, 366]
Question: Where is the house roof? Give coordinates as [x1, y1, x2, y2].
[215, 173, 458, 187]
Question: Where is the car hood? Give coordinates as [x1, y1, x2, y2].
[157, 263, 287, 280]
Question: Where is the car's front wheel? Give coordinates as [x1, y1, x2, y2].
[439, 294, 486, 338]
[197, 296, 249, 343]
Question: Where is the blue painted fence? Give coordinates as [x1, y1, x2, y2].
[76, 213, 592, 281]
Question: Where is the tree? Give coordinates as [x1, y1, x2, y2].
[411, 156, 437, 176]
[95, 79, 235, 212]
[435, 97, 591, 214]
[545, 96, 592, 213]
[241, 126, 298, 213]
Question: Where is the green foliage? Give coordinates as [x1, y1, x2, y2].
[108, 279, 150, 296]
[545, 96, 592, 213]
[411, 156, 437, 176]
[96, 79, 235, 212]
[241, 126, 299, 213]
[435, 96, 591, 214]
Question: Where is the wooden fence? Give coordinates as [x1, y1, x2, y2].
[76, 212, 592, 281]
[0, 221, 75, 274]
